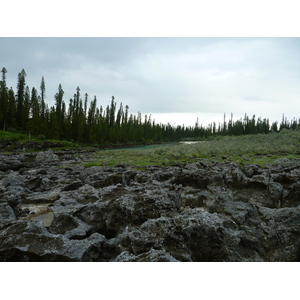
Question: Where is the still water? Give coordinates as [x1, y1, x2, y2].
[31, 211, 54, 227]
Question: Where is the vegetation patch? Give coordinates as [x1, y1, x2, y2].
[1, 67, 300, 147]
[0, 130, 28, 141]
[84, 129, 300, 169]
[0, 130, 80, 152]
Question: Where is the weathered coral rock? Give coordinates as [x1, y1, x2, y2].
[1, 151, 300, 261]
[35, 149, 59, 162]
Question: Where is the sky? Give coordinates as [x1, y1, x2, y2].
[1, 37, 300, 127]
[1, 1, 300, 129]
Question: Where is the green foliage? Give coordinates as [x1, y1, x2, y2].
[37, 134, 46, 140]
[0, 130, 27, 141]
[0, 129, 80, 152]
[1, 67, 300, 148]
[85, 130, 300, 168]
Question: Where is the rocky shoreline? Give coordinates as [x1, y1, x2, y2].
[1, 149, 300, 261]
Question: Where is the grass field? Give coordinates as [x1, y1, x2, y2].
[84, 129, 300, 169]
[2, 129, 300, 168]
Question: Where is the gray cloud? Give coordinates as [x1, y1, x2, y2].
[0, 37, 299, 126]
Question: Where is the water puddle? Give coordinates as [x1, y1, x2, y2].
[18, 204, 54, 227]
[30, 211, 54, 227]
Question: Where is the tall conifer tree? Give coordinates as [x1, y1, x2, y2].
[40, 76, 46, 120]
[0, 67, 8, 130]
[16, 69, 26, 128]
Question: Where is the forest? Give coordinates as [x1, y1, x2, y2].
[1, 67, 300, 146]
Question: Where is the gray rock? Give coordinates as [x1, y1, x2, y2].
[35, 149, 59, 162]
[1, 155, 300, 261]
[268, 182, 283, 207]
[0, 203, 16, 223]
[114, 249, 179, 262]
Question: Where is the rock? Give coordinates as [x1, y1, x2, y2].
[0, 221, 106, 262]
[23, 189, 61, 204]
[248, 174, 270, 188]
[0, 203, 16, 223]
[2, 171, 26, 188]
[48, 213, 80, 235]
[0, 155, 27, 171]
[62, 181, 84, 191]
[285, 181, 300, 207]
[35, 149, 59, 162]
[268, 182, 283, 207]
[1, 154, 300, 261]
[243, 164, 261, 177]
[114, 249, 179, 262]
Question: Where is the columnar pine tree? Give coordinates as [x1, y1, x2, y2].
[29, 87, 40, 135]
[54, 84, 65, 137]
[7, 88, 16, 129]
[22, 86, 30, 134]
[40, 76, 46, 120]
[109, 96, 116, 127]
[0, 67, 8, 130]
[16, 69, 26, 128]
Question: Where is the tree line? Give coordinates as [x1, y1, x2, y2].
[1, 67, 299, 145]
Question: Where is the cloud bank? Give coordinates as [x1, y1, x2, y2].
[1, 37, 299, 126]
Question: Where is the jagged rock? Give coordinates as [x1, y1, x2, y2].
[62, 181, 84, 191]
[243, 164, 261, 177]
[114, 249, 179, 262]
[35, 149, 59, 162]
[285, 181, 300, 207]
[23, 189, 61, 204]
[268, 182, 283, 207]
[249, 174, 270, 188]
[0, 221, 107, 262]
[48, 213, 80, 234]
[2, 171, 26, 188]
[0, 203, 16, 223]
[0, 155, 28, 171]
[1, 152, 300, 261]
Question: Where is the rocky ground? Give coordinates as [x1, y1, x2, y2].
[1, 149, 300, 261]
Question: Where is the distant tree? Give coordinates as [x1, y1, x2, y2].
[3, 67, 297, 145]
[87, 96, 97, 142]
[271, 121, 278, 132]
[212, 122, 216, 134]
[22, 86, 30, 132]
[0, 67, 8, 130]
[1, 67, 7, 85]
[54, 84, 65, 136]
[40, 76, 46, 120]
[84, 93, 88, 117]
[109, 96, 116, 127]
[16, 69, 26, 128]
[222, 113, 227, 135]
[29, 87, 40, 135]
[116, 102, 123, 128]
[49, 106, 59, 139]
[7, 88, 16, 129]
[124, 105, 129, 125]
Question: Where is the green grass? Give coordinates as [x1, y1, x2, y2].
[84, 129, 300, 169]
[0, 130, 28, 141]
[0, 130, 80, 151]
[3, 129, 300, 168]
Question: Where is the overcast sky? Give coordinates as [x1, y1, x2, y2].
[1, 37, 300, 127]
